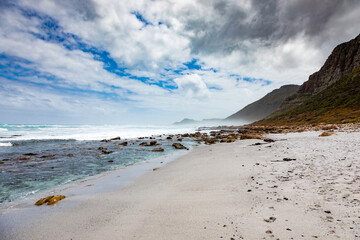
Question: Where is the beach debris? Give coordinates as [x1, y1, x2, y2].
[35, 195, 66, 206]
[282, 158, 296, 162]
[108, 160, 114, 163]
[153, 168, 160, 171]
[286, 228, 292, 231]
[319, 131, 336, 137]
[172, 143, 189, 150]
[324, 210, 332, 214]
[264, 217, 276, 223]
[152, 148, 164, 152]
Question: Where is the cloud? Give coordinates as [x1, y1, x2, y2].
[0, 0, 359, 124]
[174, 74, 210, 98]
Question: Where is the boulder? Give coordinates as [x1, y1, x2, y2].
[172, 143, 189, 150]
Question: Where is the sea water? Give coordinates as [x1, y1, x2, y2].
[0, 124, 199, 204]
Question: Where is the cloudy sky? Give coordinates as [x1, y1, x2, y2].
[1, 0, 359, 124]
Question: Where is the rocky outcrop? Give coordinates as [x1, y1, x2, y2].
[299, 34, 360, 95]
[273, 34, 360, 116]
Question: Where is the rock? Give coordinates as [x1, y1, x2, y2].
[240, 134, 262, 140]
[264, 138, 275, 143]
[40, 155, 56, 158]
[23, 153, 37, 156]
[166, 136, 172, 140]
[97, 147, 107, 150]
[204, 138, 216, 145]
[152, 148, 164, 152]
[283, 158, 296, 162]
[102, 150, 113, 154]
[172, 143, 189, 150]
[153, 168, 159, 171]
[110, 137, 121, 141]
[108, 160, 114, 163]
[66, 153, 74, 157]
[264, 217, 276, 223]
[100, 139, 110, 142]
[120, 141, 128, 146]
[35, 195, 54, 206]
[319, 131, 336, 137]
[47, 195, 66, 205]
[149, 141, 157, 146]
[177, 138, 183, 141]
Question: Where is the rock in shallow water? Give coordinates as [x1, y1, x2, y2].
[172, 143, 188, 150]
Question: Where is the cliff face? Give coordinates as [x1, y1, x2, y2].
[257, 34, 360, 125]
[225, 84, 300, 123]
[299, 34, 360, 96]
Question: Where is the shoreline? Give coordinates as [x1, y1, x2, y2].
[1, 128, 360, 239]
[0, 146, 192, 234]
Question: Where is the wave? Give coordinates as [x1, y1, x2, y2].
[0, 124, 197, 141]
[0, 142, 12, 147]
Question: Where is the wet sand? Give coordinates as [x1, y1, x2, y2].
[1, 130, 359, 239]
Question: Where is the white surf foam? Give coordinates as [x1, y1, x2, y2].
[0, 142, 12, 147]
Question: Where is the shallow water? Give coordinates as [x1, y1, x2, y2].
[0, 124, 199, 204]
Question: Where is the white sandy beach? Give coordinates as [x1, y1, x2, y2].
[1, 130, 360, 239]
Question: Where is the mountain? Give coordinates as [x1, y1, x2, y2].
[173, 118, 222, 126]
[225, 85, 300, 123]
[257, 34, 360, 125]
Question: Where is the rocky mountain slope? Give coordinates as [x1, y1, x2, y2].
[225, 85, 300, 123]
[257, 34, 360, 125]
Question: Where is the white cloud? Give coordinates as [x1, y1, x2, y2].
[0, 0, 359, 124]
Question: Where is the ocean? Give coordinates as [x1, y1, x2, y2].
[0, 124, 199, 204]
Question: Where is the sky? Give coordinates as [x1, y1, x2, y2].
[0, 0, 360, 125]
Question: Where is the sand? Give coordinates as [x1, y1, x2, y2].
[1, 130, 360, 239]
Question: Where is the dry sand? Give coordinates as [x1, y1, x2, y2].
[1, 130, 360, 239]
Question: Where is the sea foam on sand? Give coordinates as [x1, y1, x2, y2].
[1, 129, 359, 239]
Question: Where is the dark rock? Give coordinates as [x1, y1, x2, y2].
[120, 141, 128, 146]
[283, 158, 296, 162]
[110, 137, 121, 141]
[166, 136, 172, 140]
[67, 153, 74, 157]
[100, 139, 110, 142]
[23, 153, 37, 156]
[102, 150, 113, 154]
[264, 138, 275, 143]
[172, 143, 188, 150]
[97, 147, 107, 150]
[108, 160, 114, 163]
[40, 155, 56, 158]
